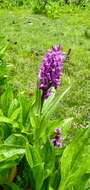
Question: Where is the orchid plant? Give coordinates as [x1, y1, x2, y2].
[0, 45, 89, 190]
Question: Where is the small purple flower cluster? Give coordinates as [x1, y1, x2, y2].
[39, 45, 65, 99]
[52, 128, 63, 147]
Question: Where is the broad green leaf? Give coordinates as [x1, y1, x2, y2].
[50, 168, 61, 190]
[20, 96, 31, 126]
[0, 116, 20, 131]
[26, 143, 43, 168]
[0, 116, 12, 124]
[29, 86, 41, 130]
[59, 127, 90, 190]
[41, 86, 71, 120]
[0, 144, 25, 160]
[0, 87, 13, 116]
[32, 84, 42, 115]
[26, 143, 44, 190]
[33, 163, 44, 190]
[0, 115, 21, 130]
[5, 134, 27, 147]
[38, 119, 50, 143]
[30, 111, 40, 129]
[9, 107, 21, 122]
[41, 140, 55, 172]
[8, 98, 19, 117]
[26, 143, 33, 168]
[0, 144, 25, 171]
[42, 88, 55, 113]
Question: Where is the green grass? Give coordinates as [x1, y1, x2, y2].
[0, 7, 90, 125]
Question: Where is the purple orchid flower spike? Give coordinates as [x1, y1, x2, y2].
[39, 45, 65, 99]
